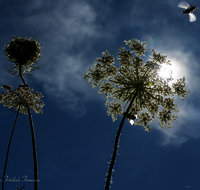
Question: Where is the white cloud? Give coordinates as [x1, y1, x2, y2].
[0, 0, 123, 118]
[11, 0, 118, 116]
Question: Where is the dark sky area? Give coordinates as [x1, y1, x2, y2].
[0, 0, 200, 189]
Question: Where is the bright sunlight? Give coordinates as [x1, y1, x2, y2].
[158, 61, 180, 86]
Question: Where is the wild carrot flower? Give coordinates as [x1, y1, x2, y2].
[4, 36, 42, 77]
[0, 84, 44, 114]
[1, 36, 43, 190]
[84, 38, 190, 190]
[83, 38, 190, 131]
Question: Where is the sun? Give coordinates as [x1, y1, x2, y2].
[158, 64, 173, 78]
[158, 62, 179, 82]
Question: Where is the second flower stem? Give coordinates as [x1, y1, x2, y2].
[105, 90, 138, 190]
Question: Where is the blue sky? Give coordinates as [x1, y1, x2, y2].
[0, 0, 200, 189]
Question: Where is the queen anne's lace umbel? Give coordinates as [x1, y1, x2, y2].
[0, 84, 44, 114]
[4, 36, 42, 77]
[83, 38, 190, 132]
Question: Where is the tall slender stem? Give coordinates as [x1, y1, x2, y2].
[2, 110, 19, 190]
[19, 65, 39, 190]
[105, 90, 138, 190]
[27, 107, 39, 190]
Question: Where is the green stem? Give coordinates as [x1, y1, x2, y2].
[2, 110, 20, 190]
[27, 106, 39, 190]
[105, 90, 138, 190]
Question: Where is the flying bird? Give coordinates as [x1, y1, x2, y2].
[178, 1, 198, 22]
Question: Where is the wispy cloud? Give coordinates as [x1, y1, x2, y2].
[0, 0, 120, 117]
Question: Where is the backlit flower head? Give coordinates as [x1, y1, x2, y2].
[83, 38, 190, 132]
[0, 84, 45, 114]
[4, 36, 42, 77]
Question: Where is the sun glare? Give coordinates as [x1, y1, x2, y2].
[159, 62, 178, 79]
[158, 64, 173, 78]
[157, 61, 181, 87]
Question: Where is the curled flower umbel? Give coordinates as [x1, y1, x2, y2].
[4, 36, 42, 76]
[0, 84, 44, 114]
[83, 38, 190, 132]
